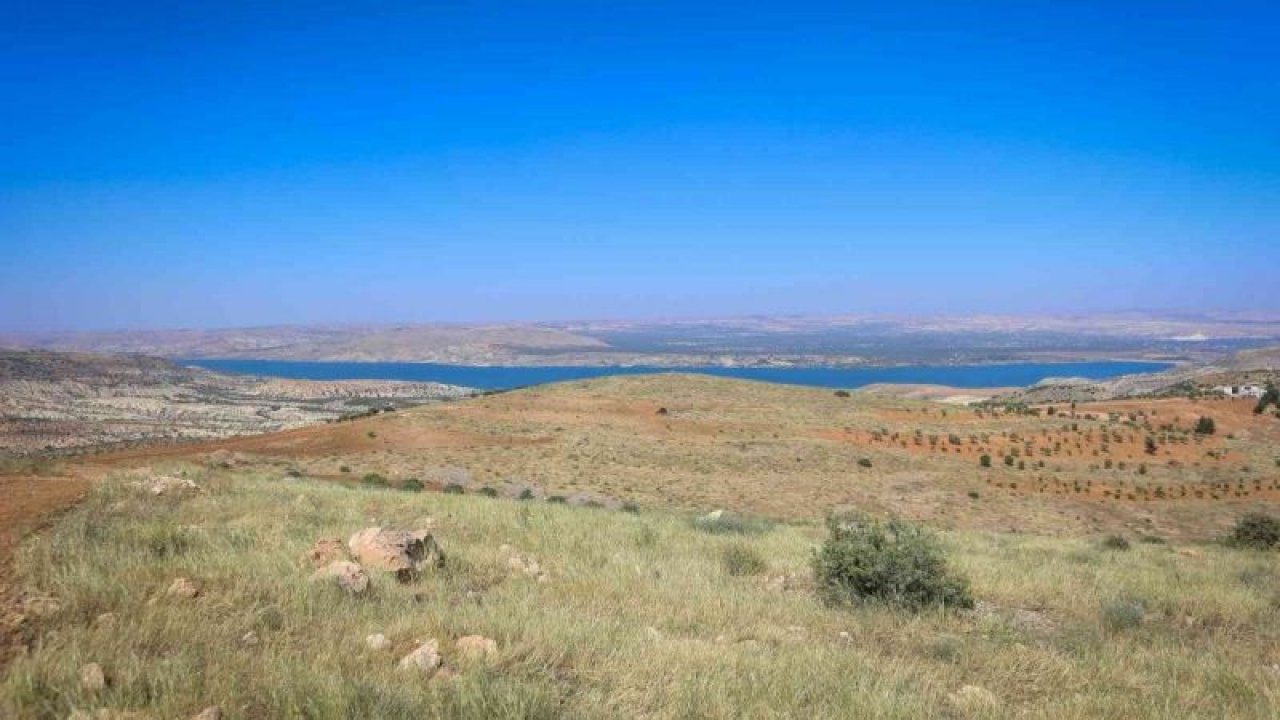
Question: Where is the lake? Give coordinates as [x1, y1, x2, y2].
[184, 359, 1172, 391]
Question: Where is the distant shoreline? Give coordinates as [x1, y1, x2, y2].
[182, 358, 1174, 392]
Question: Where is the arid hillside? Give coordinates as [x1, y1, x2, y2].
[3, 374, 1280, 718]
[0, 351, 471, 454]
[73, 373, 1280, 541]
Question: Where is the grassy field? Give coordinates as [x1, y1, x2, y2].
[3, 465, 1279, 718]
[105, 374, 1277, 544]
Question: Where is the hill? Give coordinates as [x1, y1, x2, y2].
[0, 351, 471, 454]
[2, 373, 1279, 717]
[66, 373, 1280, 541]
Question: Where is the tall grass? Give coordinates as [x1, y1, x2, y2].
[3, 466, 1279, 718]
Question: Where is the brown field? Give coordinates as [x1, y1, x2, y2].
[49, 373, 1280, 542]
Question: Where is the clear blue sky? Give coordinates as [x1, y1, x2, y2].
[2, 1, 1277, 331]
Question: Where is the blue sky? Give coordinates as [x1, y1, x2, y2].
[2, 1, 1277, 331]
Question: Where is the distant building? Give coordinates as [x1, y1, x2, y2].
[1214, 385, 1266, 398]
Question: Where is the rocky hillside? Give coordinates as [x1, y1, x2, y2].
[993, 345, 1280, 405]
[0, 351, 472, 454]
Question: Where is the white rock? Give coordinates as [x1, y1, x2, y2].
[165, 577, 200, 599]
[136, 475, 201, 497]
[397, 640, 441, 676]
[79, 662, 106, 692]
[310, 561, 369, 594]
[455, 635, 497, 663]
[948, 684, 999, 712]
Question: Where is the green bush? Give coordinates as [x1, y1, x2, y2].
[1101, 534, 1130, 550]
[400, 477, 424, 492]
[478, 486, 500, 498]
[546, 495, 567, 504]
[811, 513, 973, 610]
[360, 473, 390, 489]
[1194, 416, 1216, 435]
[517, 488, 536, 501]
[1102, 598, 1145, 631]
[443, 483, 466, 495]
[721, 543, 767, 576]
[833, 390, 851, 398]
[621, 502, 641, 514]
[857, 458, 873, 468]
[1229, 512, 1280, 550]
[693, 510, 772, 536]
[979, 454, 991, 468]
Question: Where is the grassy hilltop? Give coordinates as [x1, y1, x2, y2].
[3, 374, 1280, 718]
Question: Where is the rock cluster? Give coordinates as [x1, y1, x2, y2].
[134, 476, 202, 497]
[348, 527, 444, 581]
[304, 526, 443, 594]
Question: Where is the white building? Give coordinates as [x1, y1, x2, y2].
[1214, 385, 1266, 398]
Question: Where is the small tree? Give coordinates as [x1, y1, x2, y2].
[812, 513, 973, 610]
[1194, 416, 1216, 435]
[1255, 383, 1279, 414]
[979, 454, 991, 468]
[1230, 513, 1280, 550]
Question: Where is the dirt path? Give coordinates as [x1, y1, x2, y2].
[0, 473, 92, 675]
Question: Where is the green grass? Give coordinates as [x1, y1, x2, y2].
[4, 466, 1280, 718]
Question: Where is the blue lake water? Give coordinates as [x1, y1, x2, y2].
[184, 359, 1172, 391]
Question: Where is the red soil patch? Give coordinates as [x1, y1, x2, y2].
[0, 474, 91, 674]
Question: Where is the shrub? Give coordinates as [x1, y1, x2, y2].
[811, 513, 973, 610]
[339, 465, 351, 473]
[517, 488, 535, 501]
[621, 502, 641, 514]
[367, 431, 378, 439]
[1229, 513, 1280, 550]
[1194, 416, 1216, 435]
[967, 490, 980, 500]
[443, 483, 466, 495]
[1254, 383, 1279, 414]
[1138, 534, 1166, 544]
[546, 495, 567, 504]
[721, 543, 767, 576]
[979, 454, 991, 468]
[400, 477, 424, 492]
[833, 390, 851, 398]
[857, 458, 873, 468]
[361, 473, 389, 489]
[1101, 534, 1130, 551]
[478, 486, 499, 498]
[693, 511, 772, 536]
[1101, 598, 1145, 631]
